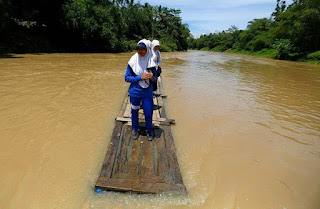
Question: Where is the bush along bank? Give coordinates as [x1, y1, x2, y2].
[188, 0, 320, 64]
[0, 0, 190, 53]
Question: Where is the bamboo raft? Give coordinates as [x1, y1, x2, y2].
[95, 81, 187, 194]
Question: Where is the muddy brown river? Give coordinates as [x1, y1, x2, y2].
[0, 51, 319, 209]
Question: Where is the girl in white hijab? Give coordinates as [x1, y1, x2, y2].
[151, 40, 162, 92]
[128, 39, 156, 88]
[124, 39, 157, 141]
[151, 40, 161, 67]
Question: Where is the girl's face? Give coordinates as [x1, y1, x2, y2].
[154, 46, 160, 51]
[137, 47, 147, 57]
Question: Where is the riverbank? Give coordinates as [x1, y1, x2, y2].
[198, 48, 320, 65]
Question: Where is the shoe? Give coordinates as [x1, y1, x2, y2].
[146, 132, 154, 141]
[132, 130, 139, 140]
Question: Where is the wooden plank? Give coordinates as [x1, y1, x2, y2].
[130, 136, 144, 190]
[128, 136, 141, 177]
[127, 121, 160, 128]
[157, 95, 164, 118]
[152, 139, 159, 176]
[153, 96, 161, 120]
[96, 177, 187, 194]
[139, 135, 155, 177]
[156, 79, 161, 95]
[116, 124, 132, 174]
[132, 181, 186, 194]
[154, 128, 170, 183]
[154, 94, 168, 98]
[159, 119, 176, 126]
[96, 177, 132, 192]
[116, 116, 171, 124]
[123, 95, 131, 118]
[153, 128, 171, 183]
[110, 123, 126, 178]
[119, 93, 129, 117]
[115, 173, 164, 183]
[98, 121, 123, 178]
[163, 125, 184, 184]
[154, 93, 162, 118]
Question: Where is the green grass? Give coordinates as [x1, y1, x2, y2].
[200, 47, 210, 51]
[306, 51, 320, 60]
[306, 60, 320, 65]
[195, 47, 320, 65]
[227, 49, 278, 59]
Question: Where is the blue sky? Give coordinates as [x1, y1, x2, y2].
[138, 0, 293, 38]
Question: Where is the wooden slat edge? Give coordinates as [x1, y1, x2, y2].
[119, 92, 129, 117]
[163, 125, 184, 185]
[96, 177, 187, 194]
[116, 117, 174, 125]
[97, 121, 123, 178]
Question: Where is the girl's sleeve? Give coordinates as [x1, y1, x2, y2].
[124, 65, 141, 83]
[158, 51, 162, 65]
[152, 67, 157, 83]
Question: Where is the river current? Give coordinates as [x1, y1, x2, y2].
[0, 51, 319, 208]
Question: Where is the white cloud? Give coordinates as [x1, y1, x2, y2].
[205, 0, 279, 8]
[190, 32, 203, 39]
[181, 7, 272, 22]
[138, 0, 294, 34]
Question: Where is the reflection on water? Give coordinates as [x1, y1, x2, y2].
[0, 51, 320, 209]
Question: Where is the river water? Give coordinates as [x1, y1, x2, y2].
[0, 51, 319, 209]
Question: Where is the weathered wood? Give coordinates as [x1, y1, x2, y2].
[116, 116, 174, 125]
[160, 119, 176, 126]
[98, 121, 123, 178]
[154, 94, 167, 98]
[119, 93, 129, 117]
[157, 95, 164, 118]
[154, 129, 169, 182]
[123, 97, 131, 118]
[115, 172, 164, 183]
[153, 96, 161, 120]
[128, 136, 141, 177]
[127, 121, 160, 128]
[96, 177, 187, 194]
[116, 124, 132, 174]
[139, 136, 155, 177]
[163, 125, 184, 184]
[110, 123, 126, 178]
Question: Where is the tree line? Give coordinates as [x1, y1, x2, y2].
[0, 0, 190, 53]
[188, 0, 320, 61]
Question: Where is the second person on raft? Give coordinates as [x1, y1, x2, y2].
[124, 39, 157, 141]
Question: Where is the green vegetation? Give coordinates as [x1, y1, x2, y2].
[227, 49, 278, 59]
[188, 0, 320, 62]
[0, 0, 190, 53]
[2, 0, 319, 60]
[307, 51, 320, 60]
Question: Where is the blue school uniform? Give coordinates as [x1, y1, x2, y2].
[124, 64, 157, 133]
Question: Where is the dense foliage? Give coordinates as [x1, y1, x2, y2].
[0, 0, 190, 53]
[188, 0, 320, 61]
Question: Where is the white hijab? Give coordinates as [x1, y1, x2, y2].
[151, 40, 161, 65]
[128, 39, 156, 88]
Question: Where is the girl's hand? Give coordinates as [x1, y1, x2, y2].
[148, 72, 155, 81]
[141, 73, 149, 80]
[141, 73, 154, 81]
